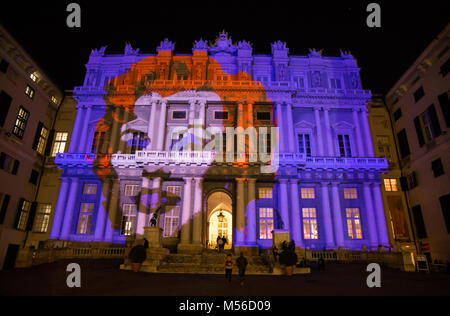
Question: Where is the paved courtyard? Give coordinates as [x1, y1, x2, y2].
[1, 260, 449, 296]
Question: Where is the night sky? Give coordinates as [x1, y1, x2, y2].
[1, 1, 448, 94]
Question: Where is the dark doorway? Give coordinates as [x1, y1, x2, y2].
[2, 244, 20, 270]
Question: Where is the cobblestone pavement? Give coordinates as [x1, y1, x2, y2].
[1, 260, 449, 296]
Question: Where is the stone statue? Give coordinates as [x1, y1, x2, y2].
[124, 43, 140, 56]
[150, 213, 158, 227]
[193, 39, 208, 51]
[238, 40, 252, 50]
[90, 46, 107, 57]
[157, 38, 175, 52]
[308, 48, 323, 57]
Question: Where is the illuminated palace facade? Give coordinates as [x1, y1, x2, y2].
[49, 32, 390, 254]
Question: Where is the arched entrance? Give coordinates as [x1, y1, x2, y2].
[207, 191, 233, 250]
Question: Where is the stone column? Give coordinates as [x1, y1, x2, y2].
[49, 178, 70, 239]
[353, 109, 365, 157]
[235, 178, 246, 246]
[276, 103, 285, 152]
[180, 178, 193, 244]
[156, 101, 168, 151]
[188, 100, 196, 151]
[68, 105, 85, 153]
[109, 107, 121, 153]
[246, 179, 257, 246]
[237, 102, 244, 127]
[331, 183, 345, 248]
[119, 110, 130, 153]
[372, 183, 390, 247]
[77, 105, 92, 153]
[60, 178, 80, 240]
[278, 179, 290, 231]
[104, 180, 120, 242]
[289, 179, 303, 248]
[195, 101, 206, 152]
[321, 183, 335, 248]
[94, 180, 111, 242]
[323, 108, 334, 156]
[192, 178, 203, 245]
[286, 103, 296, 153]
[361, 109, 375, 157]
[363, 182, 379, 249]
[314, 108, 325, 156]
[136, 177, 152, 236]
[247, 102, 254, 126]
[147, 100, 158, 151]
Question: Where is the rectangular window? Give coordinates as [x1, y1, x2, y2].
[344, 188, 358, 199]
[330, 78, 342, 89]
[131, 132, 145, 154]
[384, 179, 399, 192]
[294, 76, 305, 88]
[301, 188, 315, 199]
[12, 107, 30, 139]
[121, 204, 137, 236]
[51, 96, 58, 104]
[440, 58, 450, 77]
[412, 205, 427, 239]
[414, 105, 442, 146]
[338, 135, 352, 157]
[346, 208, 363, 239]
[438, 92, 450, 128]
[259, 208, 274, 240]
[298, 134, 312, 157]
[397, 129, 411, 159]
[33, 122, 48, 155]
[163, 206, 180, 238]
[439, 194, 450, 234]
[302, 208, 319, 240]
[17, 200, 32, 231]
[432, 158, 445, 178]
[258, 188, 273, 199]
[125, 185, 139, 197]
[214, 111, 229, 120]
[33, 204, 51, 233]
[0, 193, 11, 225]
[30, 73, 38, 82]
[257, 112, 271, 121]
[167, 186, 181, 197]
[376, 136, 394, 163]
[394, 108, 403, 122]
[51, 132, 68, 157]
[83, 184, 97, 195]
[77, 203, 94, 234]
[29, 169, 39, 185]
[0, 59, 9, 73]
[91, 132, 106, 153]
[0, 152, 20, 175]
[172, 111, 187, 120]
[0, 90, 13, 127]
[25, 85, 35, 99]
[170, 132, 185, 151]
[414, 86, 424, 102]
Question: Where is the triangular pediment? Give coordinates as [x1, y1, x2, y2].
[332, 121, 355, 130]
[295, 120, 315, 129]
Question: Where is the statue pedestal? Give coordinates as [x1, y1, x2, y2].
[144, 227, 163, 248]
[272, 229, 290, 249]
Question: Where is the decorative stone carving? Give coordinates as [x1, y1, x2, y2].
[90, 46, 107, 57]
[193, 39, 208, 51]
[271, 40, 288, 51]
[157, 39, 175, 52]
[124, 43, 139, 56]
[311, 71, 322, 87]
[340, 50, 353, 59]
[209, 31, 237, 54]
[309, 48, 323, 57]
[238, 40, 252, 50]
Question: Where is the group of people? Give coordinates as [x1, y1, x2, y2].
[216, 235, 228, 253]
[225, 253, 248, 286]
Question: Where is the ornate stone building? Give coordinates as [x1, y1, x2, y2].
[49, 32, 390, 255]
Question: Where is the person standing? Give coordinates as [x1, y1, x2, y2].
[236, 252, 248, 286]
[225, 254, 233, 283]
[217, 237, 224, 253]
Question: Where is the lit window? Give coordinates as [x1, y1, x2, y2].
[384, 179, 399, 192]
[302, 208, 319, 240]
[259, 208, 274, 240]
[346, 208, 363, 239]
[77, 203, 94, 234]
[16, 200, 32, 231]
[12, 107, 30, 139]
[163, 206, 180, 238]
[35, 124, 48, 155]
[301, 188, 315, 199]
[51, 132, 68, 157]
[121, 204, 137, 236]
[33, 204, 52, 233]
[25, 85, 35, 99]
[344, 188, 358, 199]
[30, 73, 38, 82]
[125, 185, 139, 197]
[167, 186, 181, 197]
[51, 96, 58, 104]
[259, 188, 273, 199]
[83, 184, 97, 195]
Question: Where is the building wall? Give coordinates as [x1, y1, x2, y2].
[386, 24, 450, 261]
[49, 34, 390, 252]
[0, 24, 62, 269]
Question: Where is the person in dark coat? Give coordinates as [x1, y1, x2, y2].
[143, 238, 149, 249]
[236, 252, 248, 286]
[222, 236, 228, 250]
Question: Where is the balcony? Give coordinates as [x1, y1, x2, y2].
[55, 151, 388, 171]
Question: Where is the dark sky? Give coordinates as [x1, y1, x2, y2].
[1, 1, 448, 94]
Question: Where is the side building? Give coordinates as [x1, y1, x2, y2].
[385, 23, 450, 262]
[0, 24, 63, 269]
